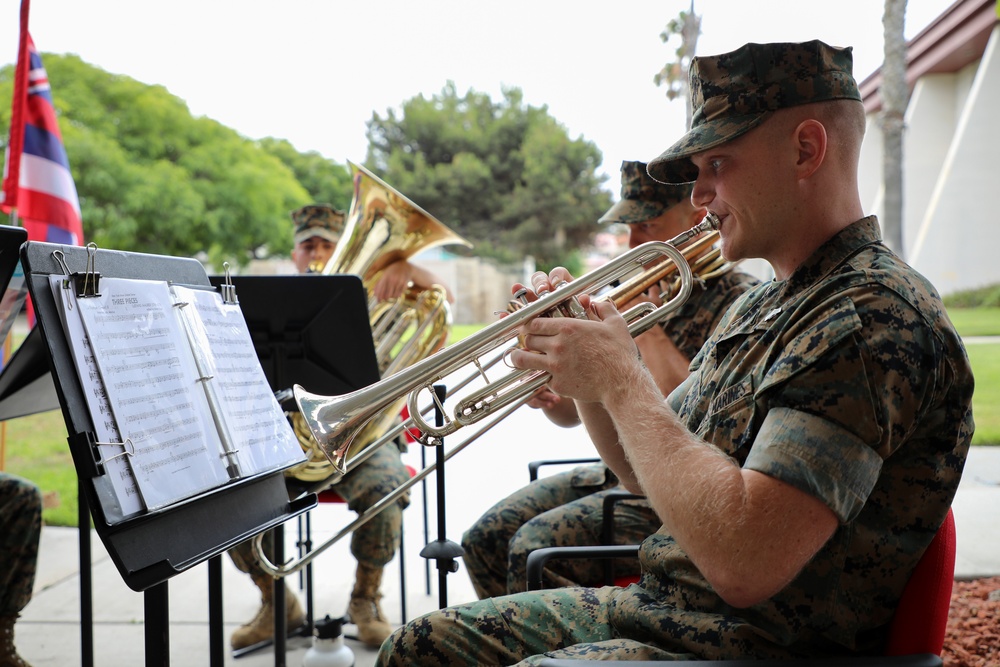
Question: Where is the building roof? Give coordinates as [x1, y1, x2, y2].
[859, 0, 998, 112]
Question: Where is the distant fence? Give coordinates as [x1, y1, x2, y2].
[417, 256, 527, 325]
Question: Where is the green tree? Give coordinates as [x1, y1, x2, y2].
[258, 137, 352, 211]
[0, 54, 333, 267]
[364, 82, 611, 270]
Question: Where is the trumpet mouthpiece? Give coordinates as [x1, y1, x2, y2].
[703, 212, 722, 230]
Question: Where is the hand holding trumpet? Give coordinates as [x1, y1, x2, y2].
[509, 268, 645, 405]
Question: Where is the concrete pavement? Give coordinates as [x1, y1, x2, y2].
[13, 406, 1000, 667]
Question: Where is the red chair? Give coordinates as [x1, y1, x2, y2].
[528, 509, 956, 667]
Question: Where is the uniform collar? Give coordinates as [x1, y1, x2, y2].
[782, 216, 882, 293]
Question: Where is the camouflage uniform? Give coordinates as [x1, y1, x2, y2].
[376, 40, 975, 665]
[461, 268, 758, 598]
[379, 216, 973, 665]
[0, 472, 42, 615]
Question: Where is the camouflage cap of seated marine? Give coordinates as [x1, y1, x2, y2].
[291, 204, 346, 245]
[647, 39, 862, 184]
[597, 160, 693, 225]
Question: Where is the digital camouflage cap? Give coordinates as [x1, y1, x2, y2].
[647, 40, 862, 184]
[291, 204, 346, 245]
[597, 161, 694, 225]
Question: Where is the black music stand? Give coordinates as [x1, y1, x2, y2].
[0, 326, 59, 421]
[208, 274, 379, 663]
[0, 225, 55, 421]
[207, 274, 379, 403]
[20, 242, 316, 667]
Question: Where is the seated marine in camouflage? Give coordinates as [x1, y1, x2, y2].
[461, 160, 759, 598]
[378, 40, 974, 665]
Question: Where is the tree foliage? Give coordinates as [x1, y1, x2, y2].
[0, 54, 348, 267]
[257, 137, 352, 212]
[364, 82, 611, 269]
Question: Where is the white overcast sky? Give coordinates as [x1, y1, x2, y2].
[1, 0, 956, 189]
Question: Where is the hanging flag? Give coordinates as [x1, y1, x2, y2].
[1, 0, 84, 247]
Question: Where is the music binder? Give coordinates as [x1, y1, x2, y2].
[45, 264, 306, 514]
[20, 240, 315, 592]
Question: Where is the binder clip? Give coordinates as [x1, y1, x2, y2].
[97, 438, 135, 464]
[70, 243, 102, 298]
[219, 262, 238, 305]
[70, 432, 134, 477]
[51, 250, 73, 294]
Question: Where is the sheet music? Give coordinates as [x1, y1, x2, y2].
[73, 278, 230, 510]
[48, 275, 145, 518]
[171, 285, 305, 475]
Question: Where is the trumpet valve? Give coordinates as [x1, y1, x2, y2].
[506, 287, 531, 313]
[557, 296, 587, 320]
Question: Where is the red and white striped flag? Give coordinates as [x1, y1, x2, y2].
[2, 0, 84, 247]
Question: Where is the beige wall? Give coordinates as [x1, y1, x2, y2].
[416, 256, 525, 325]
[859, 25, 1000, 296]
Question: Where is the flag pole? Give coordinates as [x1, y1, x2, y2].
[0, 0, 31, 471]
[1, 0, 31, 211]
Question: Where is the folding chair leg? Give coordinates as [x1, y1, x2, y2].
[399, 523, 407, 623]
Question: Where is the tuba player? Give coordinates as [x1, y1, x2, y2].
[227, 203, 452, 650]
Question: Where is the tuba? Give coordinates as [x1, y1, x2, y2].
[284, 162, 472, 483]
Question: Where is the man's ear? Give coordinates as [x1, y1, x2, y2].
[794, 119, 827, 180]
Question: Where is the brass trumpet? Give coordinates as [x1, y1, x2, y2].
[296, 214, 721, 470]
[255, 215, 723, 579]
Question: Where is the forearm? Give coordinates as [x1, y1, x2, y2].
[602, 367, 834, 607]
[576, 400, 639, 492]
[409, 265, 454, 303]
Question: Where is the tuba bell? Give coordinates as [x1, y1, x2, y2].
[284, 162, 472, 483]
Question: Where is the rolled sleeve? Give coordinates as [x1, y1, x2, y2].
[744, 407, 883, 522]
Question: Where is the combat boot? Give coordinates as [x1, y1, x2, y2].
[230, 574, 305, 650]
[0, 615, 31, 667]
[347, 563, 392, 647]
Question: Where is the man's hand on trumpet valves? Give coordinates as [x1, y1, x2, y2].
[509, 268, 644, 404]
[525, 386, 562, 410]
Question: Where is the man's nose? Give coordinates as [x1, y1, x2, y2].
[691, 178, 714, 209]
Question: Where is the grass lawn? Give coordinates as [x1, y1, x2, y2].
[966, 343, 1000, 444]
[946, 307, 1000, 337]
[2, 313, 996, 527]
